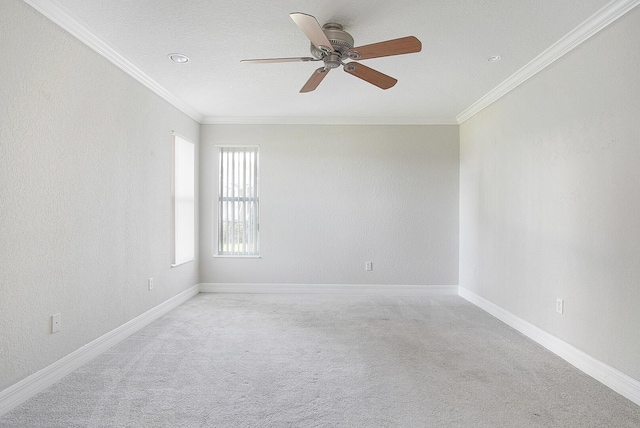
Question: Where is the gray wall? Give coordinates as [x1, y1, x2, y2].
[200, 124, 459, 286]
[0, 0, 199, 391]
[459, 7, 640, 379]
[7, 0, 637, 403]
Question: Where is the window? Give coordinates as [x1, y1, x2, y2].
[217, 146, 259, 256]
[172, 133, 195, 266]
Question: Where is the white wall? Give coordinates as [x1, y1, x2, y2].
[0, 0, 199, 391]
[459, 6, 640, 380]
[200, 124, 459, 286]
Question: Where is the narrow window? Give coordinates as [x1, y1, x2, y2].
[172, 133, 195, 266]
[217, 146, 259, 256]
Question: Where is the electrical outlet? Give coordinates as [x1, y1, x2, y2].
[556, 298, 564, 315]
[365, 262, 373, 271]
[51, 313, 61, 333]
[148, 278, 154, 291]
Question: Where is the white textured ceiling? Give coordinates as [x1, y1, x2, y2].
[38, 0, 614, 123]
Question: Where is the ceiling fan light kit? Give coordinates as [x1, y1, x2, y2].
[241, 12, 422, 93]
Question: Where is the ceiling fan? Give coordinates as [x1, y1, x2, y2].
[241, 12, 422, 93]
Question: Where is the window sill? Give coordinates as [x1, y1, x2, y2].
[171, 259, 194, 268]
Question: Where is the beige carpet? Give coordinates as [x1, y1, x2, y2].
[1, 292, 639, 427]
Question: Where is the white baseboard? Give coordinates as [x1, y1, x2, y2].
[199, 283, 458, 296]
[0, 284, 200, 417]
[458, 286, 640, 407]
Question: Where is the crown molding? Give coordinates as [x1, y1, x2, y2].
[456, 0, 640, 124]
[200, 116, 458, 125]
[23, 0, 204, 123]
[25, 0, 638, 127]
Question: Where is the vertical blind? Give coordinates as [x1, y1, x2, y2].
[218, 146, 259, 256]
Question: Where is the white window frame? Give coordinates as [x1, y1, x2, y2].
[171, 132, 195, 266]
[216, 146, 260, 257]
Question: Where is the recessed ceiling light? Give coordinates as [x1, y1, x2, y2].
[487, 55, 502, 62]
[168, 53, 189, 64]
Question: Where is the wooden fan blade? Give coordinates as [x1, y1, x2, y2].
[346, 36, 421, 60]
[343, 63, 397, 90]
[290, 13, 334, 52]
[241, 57, 319, 64]
[300, 67, 329, 93]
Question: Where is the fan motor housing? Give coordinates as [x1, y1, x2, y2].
[310, 23, 354, 60]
